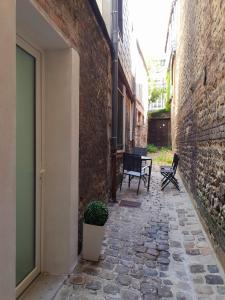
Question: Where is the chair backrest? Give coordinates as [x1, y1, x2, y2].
[132, 147, 147, 156]
[172, 153, 179, 175]
[123, 153, 142, 173]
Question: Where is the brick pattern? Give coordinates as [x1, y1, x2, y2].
[173, 0, 225, 251]
[135, 101, 148, 148]
[36, 0, 112, 250]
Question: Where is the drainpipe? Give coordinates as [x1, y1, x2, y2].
[132, 75, 137, 146]
[111, 0, 118, 202]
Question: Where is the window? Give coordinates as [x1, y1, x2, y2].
[117, 89, 124, 149]
[118, 0, 123, 38]
[149, 97, 165, 111]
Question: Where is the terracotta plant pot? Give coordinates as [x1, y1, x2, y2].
[82, 223, 105, 261]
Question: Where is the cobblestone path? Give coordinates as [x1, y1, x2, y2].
[55, 167, 225, 300]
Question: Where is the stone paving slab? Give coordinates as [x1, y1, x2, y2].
[19, 274, 66, 300]
[54, 167, 225, 300]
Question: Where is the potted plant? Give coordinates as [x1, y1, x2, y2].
[82, 200, 109, 261]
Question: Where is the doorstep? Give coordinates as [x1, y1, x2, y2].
[18, 273, 66, 300]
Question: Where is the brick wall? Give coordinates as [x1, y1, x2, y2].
[36, 0, 112, 251]
[173, 0, 225, 252]
[135, 101, 148, 147]
[125, 95, 133, 152]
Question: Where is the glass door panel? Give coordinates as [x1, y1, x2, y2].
[16, 46, 36, 286]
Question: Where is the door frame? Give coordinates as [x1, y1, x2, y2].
[16, 35, 43, 298]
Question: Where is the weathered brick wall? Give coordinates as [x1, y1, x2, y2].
[135, 101, 148, 147]
[125, 95, 133, 152]
[174, 0, 225, 251]
[36, 0, 112, 251]
[135, 125, 147, 147]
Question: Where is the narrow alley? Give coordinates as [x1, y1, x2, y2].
[1, 1, 225, 299]
[51, 166, 225, 300]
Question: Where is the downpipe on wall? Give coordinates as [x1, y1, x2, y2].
[111, 0, 118, 202]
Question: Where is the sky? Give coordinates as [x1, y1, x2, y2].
[129, 0, 172, 62]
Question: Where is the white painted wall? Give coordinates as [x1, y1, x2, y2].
[131, 37, 149, 122]
[0, 1, 16, 299]
[44, 48, 79, 274]
[16, 0, 80, 277]
[96, 0, 103, 14]
[96, 0, 112, 37]
[0, 1, 80, 298]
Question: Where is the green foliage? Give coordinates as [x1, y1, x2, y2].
[149, 86, 165, 103]
[147, 144, 158, 153]
[84, 201, 108, 226]
[146, 145, 173, 164]
[166, 71, 171, 103]
[165, 71, 171, 111]
[160, 146, 172, 152]
[148, 108, 168, 119]
[165, 100, 171, 112]
[154, 150, 173, 165]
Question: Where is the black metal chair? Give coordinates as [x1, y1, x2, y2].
[133, 147, 148, 167]
[120, 153, 152, 195]
[160, 153, 180, 191]
[132, 147, 147, 156]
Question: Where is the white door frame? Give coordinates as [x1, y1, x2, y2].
[16, 35, 43, 298]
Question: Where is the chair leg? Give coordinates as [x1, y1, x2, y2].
[161, 172, 167, 181]
[161, 179, 170, 191]
[147, 166, 151, 191]
[162, 174, 170, 185]
[120, 173, 124, 191]
[161, 173, 180, 191]
[149, 163, 152, 179]
[128, 175, 131, 188]
[137, 177, 141, 195]
[171, 177, 180, 190]
[161, 174, 172, 190]
[142, 175, 147, 186]
[174, 182, 180, 191]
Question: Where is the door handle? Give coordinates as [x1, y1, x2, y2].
[40, 169, 46, 180]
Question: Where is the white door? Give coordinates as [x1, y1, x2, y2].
[16, 37, 42, 297]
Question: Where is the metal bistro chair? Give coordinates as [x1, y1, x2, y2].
[160, 153, 180, 191]
[132, 147, 147, 156]
[133, 147, 148, 167]
[120, 153, 152, 195]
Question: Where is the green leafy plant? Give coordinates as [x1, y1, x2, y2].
[160, 146, 172, 152]
[147, 144, 158, 153]
[148, 108, 170, 119]
[84, 201, 108, 226]
[164, 70, 171, 111]
[154, 149, 173, 165]
[148, 86, 166, 103]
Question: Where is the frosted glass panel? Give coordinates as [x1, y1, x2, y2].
[16, 46, 36, 285]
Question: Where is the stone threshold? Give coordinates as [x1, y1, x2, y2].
[18, 273, 66, 300]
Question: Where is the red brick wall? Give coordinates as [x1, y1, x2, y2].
[36, 0, 112, 252]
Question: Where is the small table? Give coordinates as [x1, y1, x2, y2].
[141, 156, 152, 161]
[141, 156, 152, 185]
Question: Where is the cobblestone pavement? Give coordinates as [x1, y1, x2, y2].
[54, 167, 225, 300]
